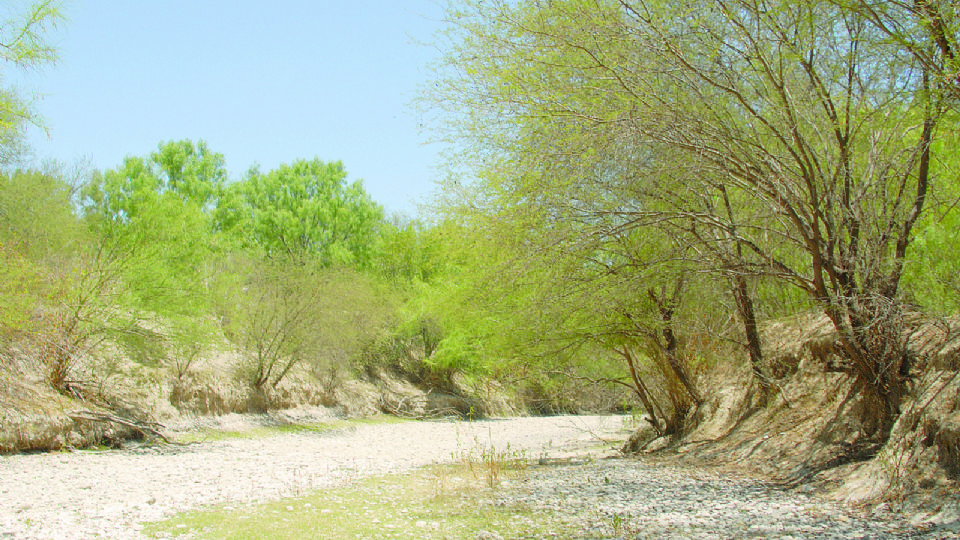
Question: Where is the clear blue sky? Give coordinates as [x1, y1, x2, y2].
[17, 1, 447, 216]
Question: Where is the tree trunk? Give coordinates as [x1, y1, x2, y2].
[817, 70, 933, 442]
[648, 286, 703, 406]
[828, 296, 909, 441]
[730, 274, 769, 404]
[718, 183, 768, 403]
[618, 345, 666, 435]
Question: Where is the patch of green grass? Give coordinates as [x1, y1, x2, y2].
[174, 415, 410, 444]
[143, 462, 570, 540]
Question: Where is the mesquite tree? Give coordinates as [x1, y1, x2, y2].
[428, 0, 952, 442]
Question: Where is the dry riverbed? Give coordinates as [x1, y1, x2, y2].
[0, 414, 951, 539]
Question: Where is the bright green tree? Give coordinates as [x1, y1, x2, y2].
[904, 118, 960, 314]
[0, 0, 68, 329]
[0, 1, 70, 380]
[0, 168, 82, 261]
[82, 140, 225, 316]
[234, 159, 384, 268]
[372, 214, 449, 285]
[84, 139, 226, 223]
[49, 140, 230, 390]
[429, 180, 723, 431]
[0, 168, 136, 391]
[0, 167, 85, 340]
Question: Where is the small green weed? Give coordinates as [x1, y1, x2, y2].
[454, 436, 528, 489]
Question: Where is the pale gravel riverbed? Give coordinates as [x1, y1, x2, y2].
[0, 415, 625, 540]
[0, 414, 951, 539]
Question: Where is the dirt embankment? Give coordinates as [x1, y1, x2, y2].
[636, 313, 960, 522]
[0, 342, 520, 454]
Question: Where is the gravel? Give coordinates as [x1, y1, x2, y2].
[0, 414, 951, 539]
[493, 458, 953, 539]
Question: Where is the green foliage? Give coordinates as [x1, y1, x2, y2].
[112, 196, 214, 318]
[0, 168, 83, 260]
[0, 0, 70, 334]
[422, 0, 960, 432]
[0, 1, 64, 165]
[152, 139, 227, 207]
[0, 1, 61, 68]
[428, 328, 487, 375]
[908, 213, 960, 314]
[79, 139, 227, 326]
[0, 242, 42, 334]
[0, 168, 84, 336]
[373, 215, 447, 284]
[232, 159, 384, 268]
[8, 140, 228, 390]
[0, 133, 422, 400]
[32, 235, 136, 390]
[0, 166, 97, 387]
[0, 165, 128, 392]
[903, 115, 960, 314]
[83, 139, 226, 224]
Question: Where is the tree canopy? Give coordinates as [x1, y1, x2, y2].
[232, 158, 384, 268]
[425, 0, 958, 438]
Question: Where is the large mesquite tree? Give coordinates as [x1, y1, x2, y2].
[429, 0, 953, 441]
[82, 139, 226, 317]
[232, 159, 384, 268]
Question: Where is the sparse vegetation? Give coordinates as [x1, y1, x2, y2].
[453, 436, 529, 489]
[172, 416, 410, 444]
[144, 459, 559, 540]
